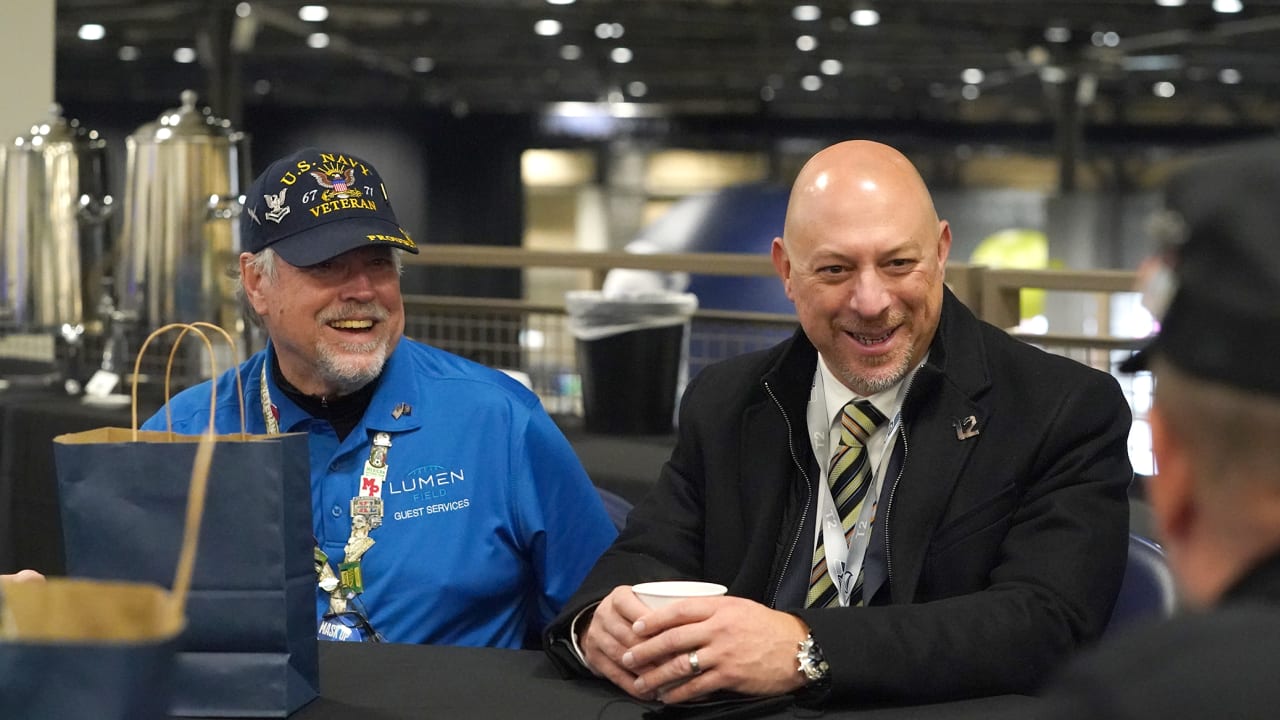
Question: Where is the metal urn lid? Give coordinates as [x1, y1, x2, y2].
[14, 103, 106, 151]
[134, 90, 239, 143]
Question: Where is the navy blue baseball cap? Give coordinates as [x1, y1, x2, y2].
[240, 147, 419, 266]
[1121, 140, 1280, 396]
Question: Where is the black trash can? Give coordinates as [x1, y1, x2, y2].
[566, 291, 698, 435]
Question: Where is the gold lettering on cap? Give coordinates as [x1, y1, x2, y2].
[366, 233, 416, 249]
[319, 153, 368, 176]
[307, 197, 378, 217]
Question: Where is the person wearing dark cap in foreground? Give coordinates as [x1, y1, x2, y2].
[1036, 141, 1280, 717]
[138, 148, 617, 647]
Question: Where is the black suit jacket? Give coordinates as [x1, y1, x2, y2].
[1038, 551, 1280, 719]
[546, 289, 1132, 703]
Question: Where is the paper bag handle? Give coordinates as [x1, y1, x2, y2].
[129, 322, 247, 438]
[163, 322, 247, 436]
[128, 323, 222, 611]
[173, 426, 214, 609]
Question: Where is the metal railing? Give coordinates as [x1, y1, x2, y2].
[0, 244, 1153, 470]
[400, 245, 1148, 420]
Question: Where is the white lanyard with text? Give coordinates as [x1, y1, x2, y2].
[260, 366, 390, 614]
[807, 370, 901, 607]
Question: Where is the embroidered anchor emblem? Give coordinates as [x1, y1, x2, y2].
[953, 415, 980, 440]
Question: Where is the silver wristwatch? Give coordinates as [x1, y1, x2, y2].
[796, 633, 830, 683]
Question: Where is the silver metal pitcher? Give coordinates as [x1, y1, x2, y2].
[0, 104, 112, 332]
[115, 90, 249, 333]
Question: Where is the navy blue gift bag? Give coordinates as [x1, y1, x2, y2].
[0, 394, 216, 720]
[53, 323, 319, 717]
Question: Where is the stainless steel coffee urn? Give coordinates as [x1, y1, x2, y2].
[115, 90, 248, 334]
[0, 104, 112, 332]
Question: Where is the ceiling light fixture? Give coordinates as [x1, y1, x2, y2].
[628, 81, 648, 97]
[961, 84, 980, 100]
[534, 19, 562, 36]
[595, 22, 625, 39]
[559, 44, 582, 61]
[792, 5, 821, 22]
[1212, 0, 1243, 12]
[1039, 66, 1069, 84]
[1155, 0, 1186, 6]
[1219, 67, 1242, 84]
[173, 47, 197, 63]
[850, 9, 880, 27]
[235, 3, 251, 18]
[77, 24, 106, 41]
[298, 5, 329, 22]
[961, 67, 984, 84]
[820, 59, 843, 75]
[1091, 31, 1121, 48]
[1153, 81, 1176, 97]
[1044, 26, 1071, 43]
[801, 75, 822, 91]
[306, 32, 330, 49]
[610, 47, 633, 64]
[117, 45, 140, 61]
[796, 35, 818, 51]
[411, 56, 435, 73]
[547, 0, 576, 4]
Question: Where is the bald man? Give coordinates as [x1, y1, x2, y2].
[544, 140, 1132, 707]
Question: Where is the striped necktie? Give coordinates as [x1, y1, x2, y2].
[806, 398, 888, 608]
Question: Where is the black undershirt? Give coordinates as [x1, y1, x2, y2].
[269, 349, 380, 442]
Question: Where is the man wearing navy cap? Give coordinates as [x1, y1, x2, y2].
[1039, 141, 1280, 716]
[140, 148, 618, 647]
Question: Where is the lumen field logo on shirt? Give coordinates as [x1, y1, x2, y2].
[388, 465, 471, 520]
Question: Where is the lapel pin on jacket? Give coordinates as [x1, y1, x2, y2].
[953, 415, 980, 440]
[392, 402, 412, 420]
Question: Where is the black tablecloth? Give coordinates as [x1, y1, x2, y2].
[0, 387, 163, 574]
[230, 642, 1038, 720]
[552, 414, 673, 506]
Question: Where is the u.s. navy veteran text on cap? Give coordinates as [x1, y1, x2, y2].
[241, 148, 419, 267]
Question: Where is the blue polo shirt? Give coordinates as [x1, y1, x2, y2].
[144, 337, 617, 647]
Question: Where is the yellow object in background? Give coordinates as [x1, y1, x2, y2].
[970, 228, 1051, 320]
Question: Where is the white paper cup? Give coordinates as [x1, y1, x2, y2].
[632, 581, 728, 609]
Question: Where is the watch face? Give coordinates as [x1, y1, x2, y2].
[797, 635, 829, 681]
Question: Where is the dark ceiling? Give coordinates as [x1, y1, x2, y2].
[54, 0, 1280, 138]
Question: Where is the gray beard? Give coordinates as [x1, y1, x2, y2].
[835, 351, 911, 397]
[315, 340, 389, 395]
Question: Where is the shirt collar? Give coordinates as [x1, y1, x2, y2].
[264, 339, 424, 435]
[816, 353, 924, 429]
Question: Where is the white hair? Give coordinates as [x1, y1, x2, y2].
[233, 247, 404, 326]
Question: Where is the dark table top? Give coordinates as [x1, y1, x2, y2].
[243, 642, 1039, 720]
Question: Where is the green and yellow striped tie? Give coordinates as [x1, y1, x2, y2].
[806, 398, 887, 608]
